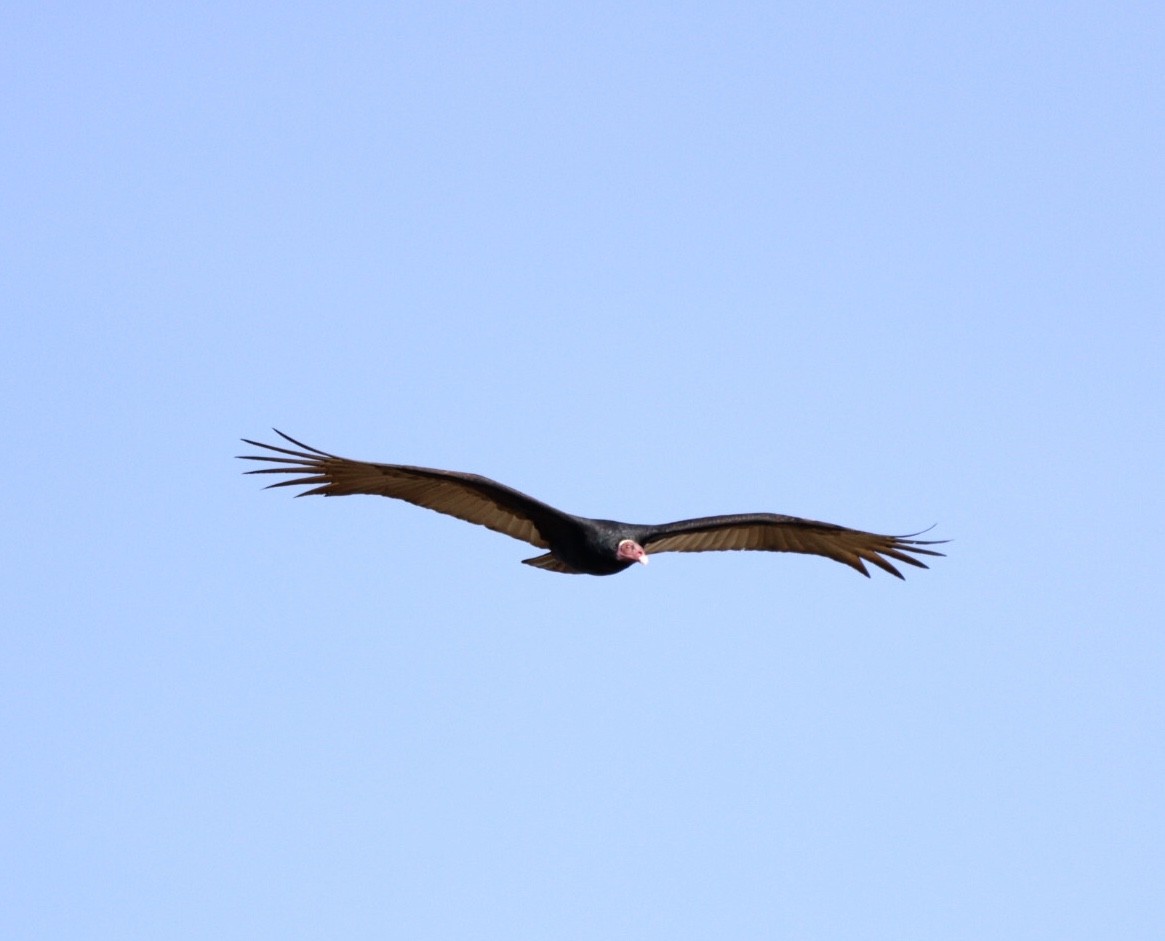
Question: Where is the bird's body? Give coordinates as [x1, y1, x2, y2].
[239, 431, 945, 579]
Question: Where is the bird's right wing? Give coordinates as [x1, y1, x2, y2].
[239, 431, 566, 549]
[640, 513, 945, 579]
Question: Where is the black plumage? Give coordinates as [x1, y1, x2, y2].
[239, 431, 945, 578]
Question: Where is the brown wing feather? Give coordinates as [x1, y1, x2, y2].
[239, 431, 558, 549]
[640, 514, 945, 579]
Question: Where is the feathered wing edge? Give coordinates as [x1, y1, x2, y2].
[639, 514, 947, 579]
[238, 430, 559, 550]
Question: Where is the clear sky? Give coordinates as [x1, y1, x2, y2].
[4, 3, 1163, 938]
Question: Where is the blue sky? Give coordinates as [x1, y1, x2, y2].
[3, 2, 1163, 938]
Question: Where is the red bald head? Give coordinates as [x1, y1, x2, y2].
[617, 539, 649, 566]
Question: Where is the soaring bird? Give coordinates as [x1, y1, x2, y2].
[239, 431, 945, 578]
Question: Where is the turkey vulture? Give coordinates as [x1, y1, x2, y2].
[239, 431, 945, 578]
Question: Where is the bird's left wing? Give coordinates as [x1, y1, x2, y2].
[239, 431, 563, 549]
[639, 514, 945, 579]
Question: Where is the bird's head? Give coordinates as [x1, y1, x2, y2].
[616, 538, 649, 566]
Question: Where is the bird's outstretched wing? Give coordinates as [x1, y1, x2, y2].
[639, 514, 945, 579]
[239, 431, 567, 549]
